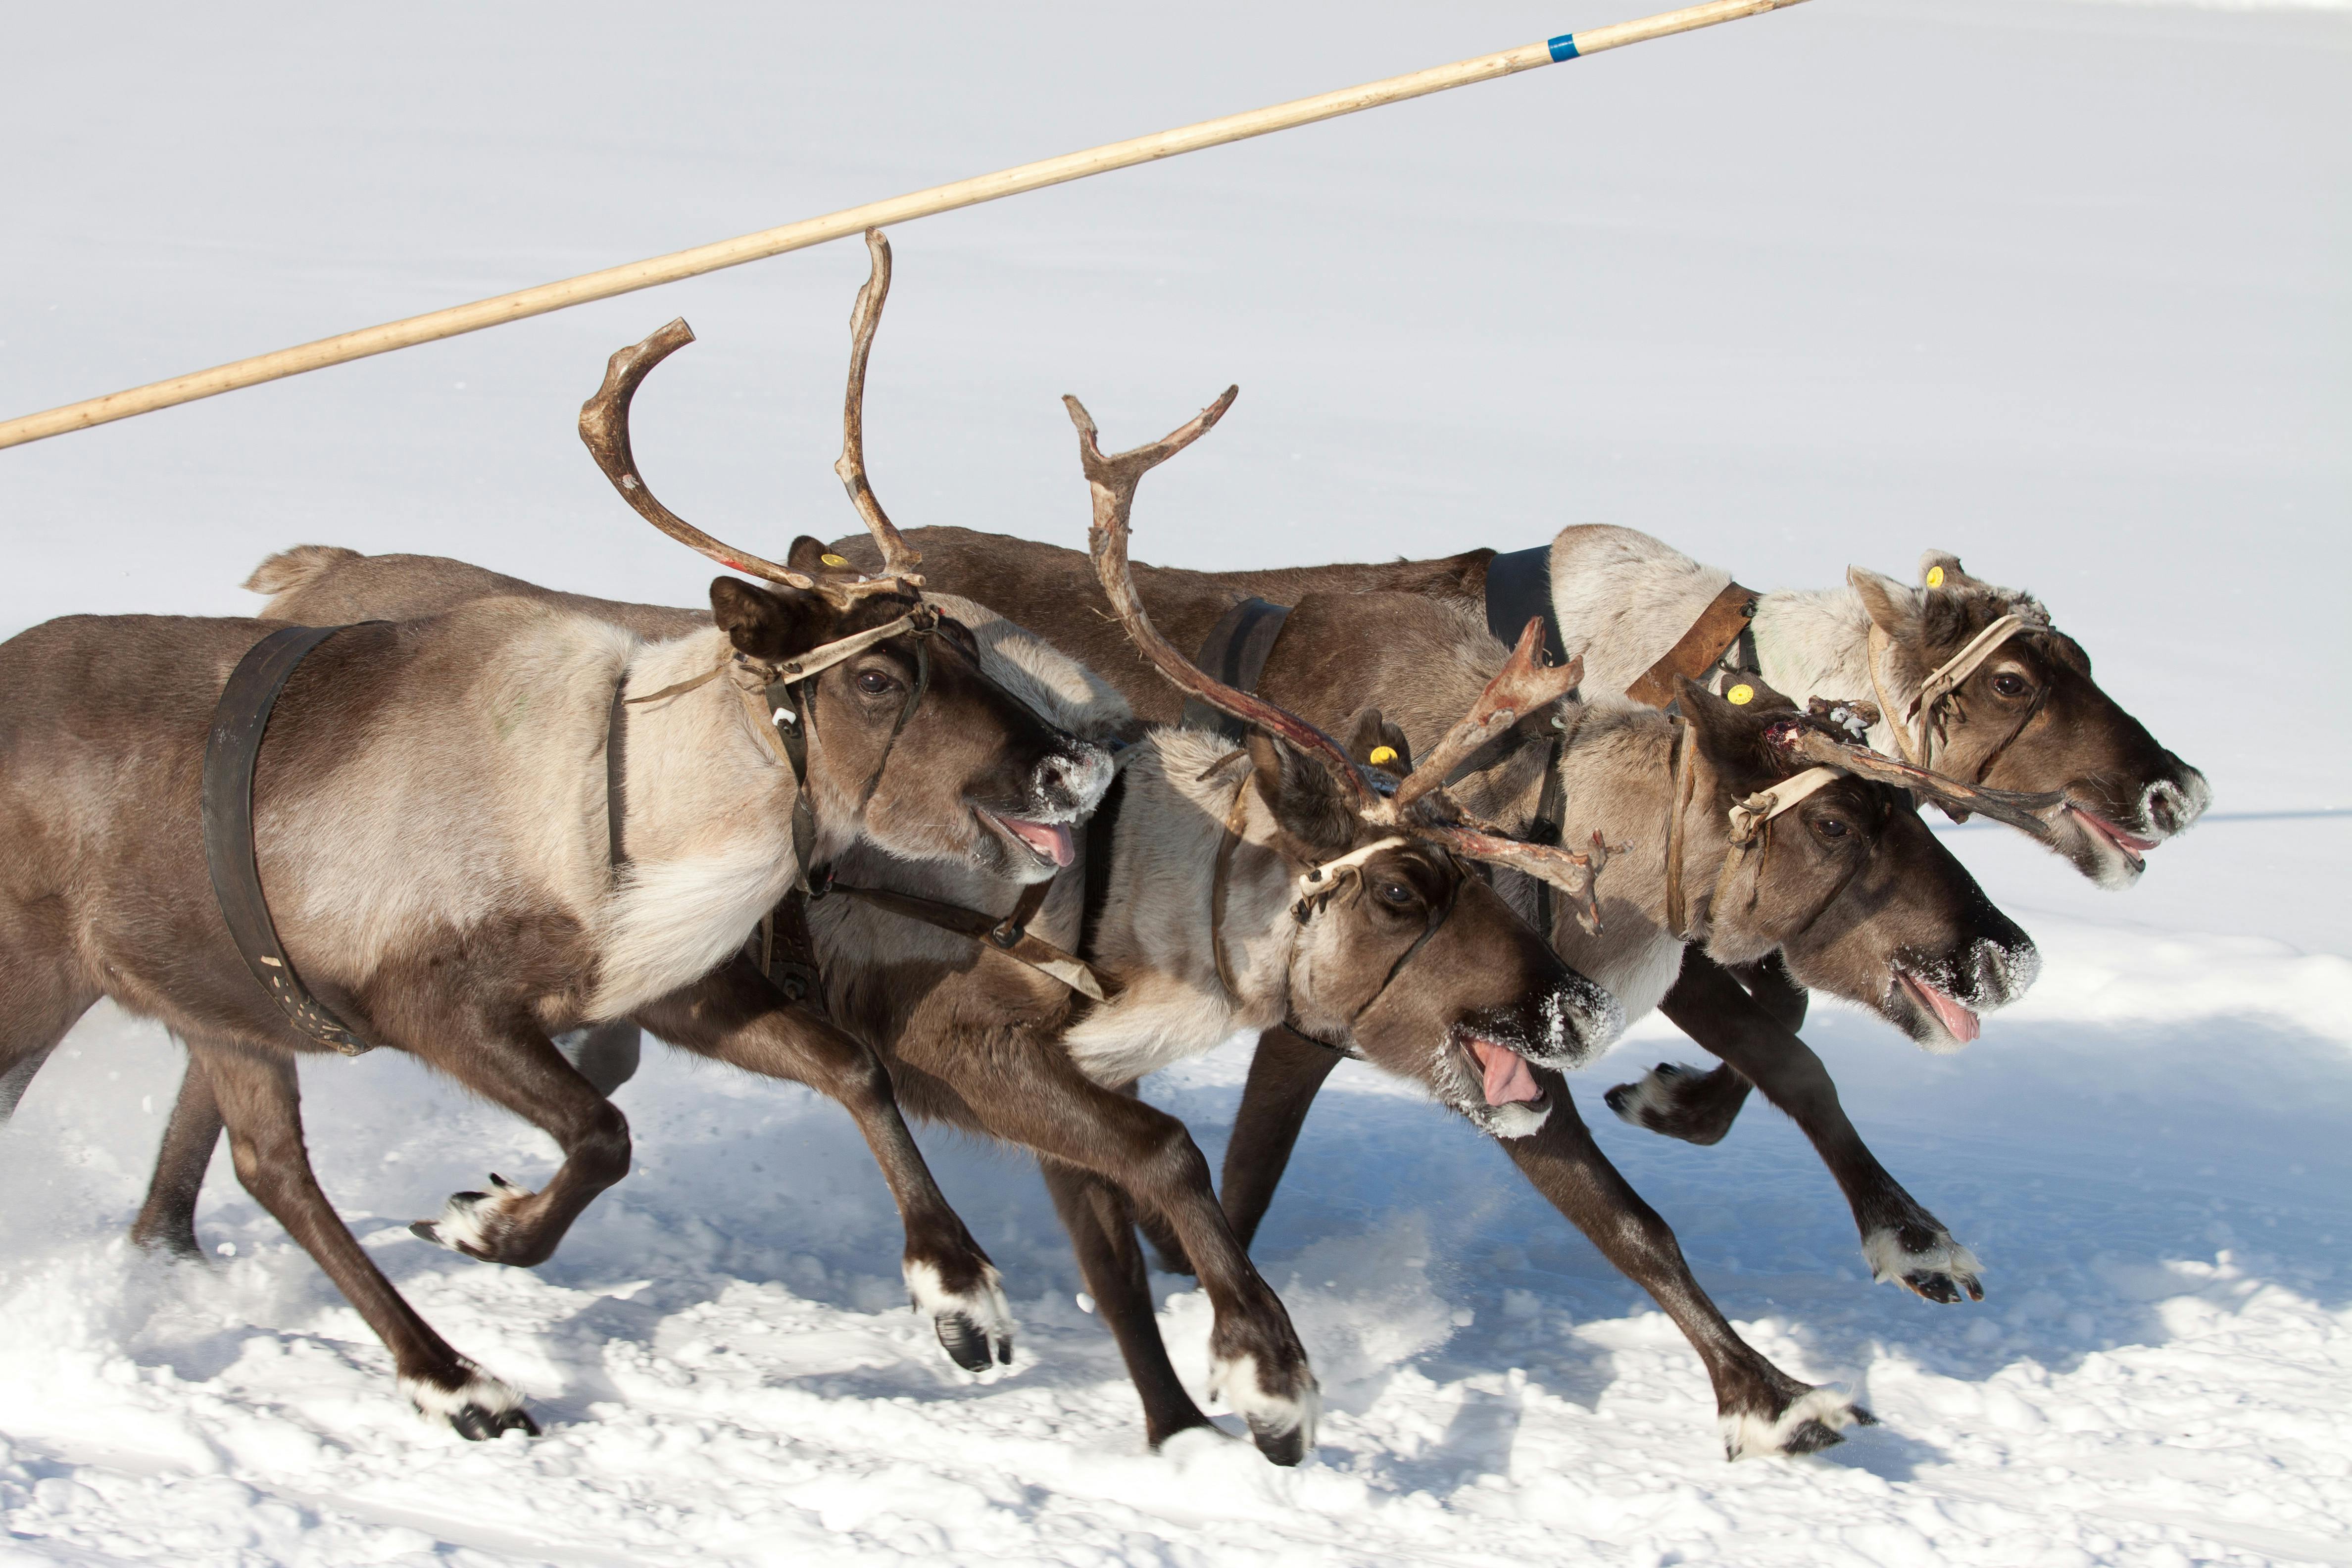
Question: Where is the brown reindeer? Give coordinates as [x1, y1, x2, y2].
[85, 385, 1657, 1461]
[0, 238, 1110, 1437]
[814, 525, 2187, 1298]
[844, 523, 2205, 1164]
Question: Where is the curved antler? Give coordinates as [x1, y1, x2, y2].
[579, 318, 818, 589]
[1069, 388, 1380, 816]
[1766, 721, 2070, 844]
[1423, 825, 1613, 936]
[833, 228, 925, 585]
[1390, 619, 1581, 812]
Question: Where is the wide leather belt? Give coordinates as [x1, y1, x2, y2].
[202, 623, 377, 1056]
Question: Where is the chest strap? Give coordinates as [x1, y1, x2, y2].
[1625, 581, 1760, 708]
[1179, 597, 1292, 738]
[202, 624, 376, 1056]
[831, 874, 1116, 1003]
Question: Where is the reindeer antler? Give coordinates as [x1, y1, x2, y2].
[833, 228, 925, 585]
[1766, 720, 2072, 844]
[582, 231, 931, 604]
[578, 319, 820, 590]
[1070, 388, 1381, 815]
[1390, 619, 1581, 811]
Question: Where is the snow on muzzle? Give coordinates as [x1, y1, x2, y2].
[1895, 930, 2041, 1052]
[1456, 973, 1625, 1077]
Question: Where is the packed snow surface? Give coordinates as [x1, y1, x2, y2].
[1, 1, 2346, 1564]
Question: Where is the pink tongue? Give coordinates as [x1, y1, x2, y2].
[1470, 1038, 1541, 1106]
[1002, 817, 1075, 867]
[2074, 808, 2158, 854]
[1908, 976, 1981, 1044]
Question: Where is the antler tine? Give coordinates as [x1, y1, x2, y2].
[1423, 824, 1610, 937]
[1067, 388, 1378, 816]
[1771, 724, 2071, 844]
[1391, 620, 1582, 812]
[832, 228, 924, 586]
[579, 318, 816, 590]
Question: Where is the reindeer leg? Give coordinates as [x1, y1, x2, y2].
[399, 1019, 632, 1272]
[1501, 1073, 1868, 1459]
[1652, 948, 1982, 1305]
[552, 1020, 641, 1097]
[1216, 1026, 1344, 1254]
[1038, 1156, 1217, 1449]
[632, 957, 1011, 1373]
[192, 1034, 537, 1439]
[1605, 951, 1808, 1145]
[131, 1056, 225, 1258]
[917, 1045, 1317, 1464]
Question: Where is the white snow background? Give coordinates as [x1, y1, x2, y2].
[2, 1, 2347, 1563]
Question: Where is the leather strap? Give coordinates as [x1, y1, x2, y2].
[1662, 716, 1698, 940]
[202, 624, 374, 1056]
[1625, 582, 1760, 709]
[1483, 545, 1565, 667]
[833, 877, 1115, 1002]
[1180, 597, 1292, 738]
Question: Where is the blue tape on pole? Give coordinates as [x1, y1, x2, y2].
[1547, 32, 1581, 61]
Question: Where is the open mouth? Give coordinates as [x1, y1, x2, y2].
[2070, 805, 2158, 867]
[976, 806, 1075, 869]
[1898, 972, 1980, 1045]
[1465, 1035, 1546, 1109]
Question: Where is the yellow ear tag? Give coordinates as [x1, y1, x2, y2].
[1367, 745, 1399, 766]
[1925, 566, 1945, 588]
[820, 553, 850, 567]
[1726, 684, 1755, 706]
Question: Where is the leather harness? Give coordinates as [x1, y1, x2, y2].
[202, 624, 379, 1056]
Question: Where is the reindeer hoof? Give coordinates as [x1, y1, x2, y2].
[905, 1259, 1015, 1372]
[411, 1174, 535, 1264]
[1603, 1062, 1736, 1146]
[1721, 1387, 1869, 1460]
[1208, 1349, 1320, 1467]
[403, 1364, 535, 1440]
[449, 1404, 540, 1442]
[1863, 1226, 1985, 1304]
[1248, 1415, 1309, 1467]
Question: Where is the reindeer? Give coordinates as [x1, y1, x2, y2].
[0, 236, 1109, 1437]
[83, 373, 1900, 1461]
[847, 521, 2206, 1157]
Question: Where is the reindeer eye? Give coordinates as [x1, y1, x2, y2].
[1376, 881, 1416, 907]
[855, 668, 898, 696]
[1990, 672, 2029, 699]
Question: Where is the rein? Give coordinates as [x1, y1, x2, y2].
[1866, 613, 2043, 781]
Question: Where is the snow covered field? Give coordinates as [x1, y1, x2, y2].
[2, 1, 2347, 1563]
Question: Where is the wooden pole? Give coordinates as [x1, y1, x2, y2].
[0, 0, 1809, 452]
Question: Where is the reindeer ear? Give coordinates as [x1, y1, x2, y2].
[1341, 706, 1413, 778]
[1847, 566, 1919, 641]
[1245, 732, 1360, 856]
[1918, 550, 1982, 592]
[711, 577, 827, 662]
[1672, 674, 1766, 771]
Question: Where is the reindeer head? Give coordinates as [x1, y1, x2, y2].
[1850, 552, 2210, 889]
[1668, 679, 2041, 1052]
[583, 229, 1111, 883]
[1071, 388, 1623, 1137]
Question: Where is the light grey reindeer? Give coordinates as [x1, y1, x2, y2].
[0, 234, 1109, 1438]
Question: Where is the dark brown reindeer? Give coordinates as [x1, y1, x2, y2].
[853, 522, 2205, 1184]
[0, 239, 1109, 1437]
[864, 550, 2053, 1305]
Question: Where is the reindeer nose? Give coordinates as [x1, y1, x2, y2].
[1038, 748, 1109, 811]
